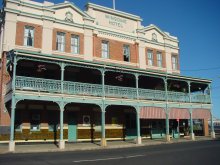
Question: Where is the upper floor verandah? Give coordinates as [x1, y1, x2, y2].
[5, 49, 212, 105]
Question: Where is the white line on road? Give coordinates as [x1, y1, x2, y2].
[73, 154, 145, 163]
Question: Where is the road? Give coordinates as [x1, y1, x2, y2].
[0, 140, 220, 165]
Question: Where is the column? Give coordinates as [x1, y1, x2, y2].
[9, 97, 16, 151]
[164, 78, 170, 142]
[208, 84, 215, 139]
[189, 109, 195, 140]
[165, 110, 170, 142]
[101, 70, 105, 98]
[61, 63, 65, 94]
[101, 103, 107, 147]
[135, 74, 139, 99]
[188, 82, 195, 140]
[9, 56, 17, 152]
[210, 111, 216, 139]
[59, 102, 65, 149]
[136, 106, 142, 144]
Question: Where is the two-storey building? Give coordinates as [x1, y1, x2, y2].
[0, 0, 215, 151]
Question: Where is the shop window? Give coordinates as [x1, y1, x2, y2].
[101, 41, 109, 59]
[157, 52, 162, 67]
[48, 111, 59, 131]
[24, 26, 34, 47]
[71, 34, 79, 54]
[56, 32, 65, 52]
[30, 114, 40, 131]
[123, 45, 130, 62]
[147, 50, 153, 66]
[15, 114, 22, 132]
[83, 115, 90, 126]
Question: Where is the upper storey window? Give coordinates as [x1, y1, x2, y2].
[157, 52, 162, 67]
[24, 26, 34, 47]
[172, 55, 178, 70]
[71, 35, 79, 54]
[123, 45, 130, 62]
[56, 32, 65, 52]
[101, 41, 109, 59]
[147, 50, 153, 66]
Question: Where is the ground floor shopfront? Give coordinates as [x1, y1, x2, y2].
[1, 100, 211, 147]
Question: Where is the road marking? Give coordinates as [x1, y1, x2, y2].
[73, 155, 145, 163]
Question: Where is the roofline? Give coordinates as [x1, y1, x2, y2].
[86, 2, 143, 22]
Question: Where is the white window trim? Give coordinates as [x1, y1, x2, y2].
[56, 32, 65, 52]
[157, 52, 162, 68]
[123, 45, 130, 62]
[24, 26, 34, 47]
[71, 34, 79, 54]
[101, 40, 109, 59]
[147, 50, 153, 66]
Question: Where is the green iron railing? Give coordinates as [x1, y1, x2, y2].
[16, 76, 61, 92]
[14, 76, 211, 104]
[64, 81, 103, 97]
[139, 88, 165, 101]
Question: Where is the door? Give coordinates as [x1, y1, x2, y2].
[125, 113, 137, 139]
[68, 114, 77, 142]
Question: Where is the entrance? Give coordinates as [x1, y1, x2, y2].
[125, 113, 137, 139]
[68, 114, 77, 142]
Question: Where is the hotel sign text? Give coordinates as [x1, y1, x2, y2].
[105, 14, 127, 28]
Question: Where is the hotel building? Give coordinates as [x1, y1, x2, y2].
[0, 0, 215, 151]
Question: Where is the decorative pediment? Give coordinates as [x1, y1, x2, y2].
[137, 24, 178, 42]
[50, 2, 94, 23]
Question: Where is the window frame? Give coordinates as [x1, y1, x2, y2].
[71, 34, 80, 54]
[147, 50, 153, 66]
[172, 55, 178, 70]
[24, 26, 35, 47]
[157, 51, 163, 68]
[56, 32, 66, 52]
[101, 40, 109, 59]
[123, 45, 130, 62]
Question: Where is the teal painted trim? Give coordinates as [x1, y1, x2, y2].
[136, 107, 141, 138]
[59, 102, 64, 141]
[15, 93, 62, 102]
[189, 109, 194, 135]
[10, 95, 16, 141]
[165, 112, 169, 135]
[101, 104, 106, 139]
[61, 63, 64, 94]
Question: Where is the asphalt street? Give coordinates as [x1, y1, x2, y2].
[0, 140, 220, 165]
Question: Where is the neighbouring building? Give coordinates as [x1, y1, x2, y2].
[0, 0, 215, 151]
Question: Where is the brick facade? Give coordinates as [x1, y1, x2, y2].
[93, 35, 138, 63]
[0, 52, 11, 126]
[15, 21, 43, 48]
[52, 28, 84, 55]
[146, 47, 166, 68]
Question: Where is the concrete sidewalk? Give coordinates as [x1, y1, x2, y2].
[0, 137, 214, 154]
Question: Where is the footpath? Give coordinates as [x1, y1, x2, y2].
[0, 137, 214, 154]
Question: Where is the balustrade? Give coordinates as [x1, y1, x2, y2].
[14, 76, 210, 104]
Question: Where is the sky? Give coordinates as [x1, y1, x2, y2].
[13, 0, 220, 118]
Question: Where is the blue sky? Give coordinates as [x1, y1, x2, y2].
[27, 0, 220, 118]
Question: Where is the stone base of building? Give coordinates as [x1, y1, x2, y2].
[211, 131, 216, 139]
[190, 133, 195, 141]
[59, 140, 65, 149]
[166, 134, 170, 142]
[135, 136, 142, 144]
[9, 141, 15, 152]
[101, 138, 107, 147]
